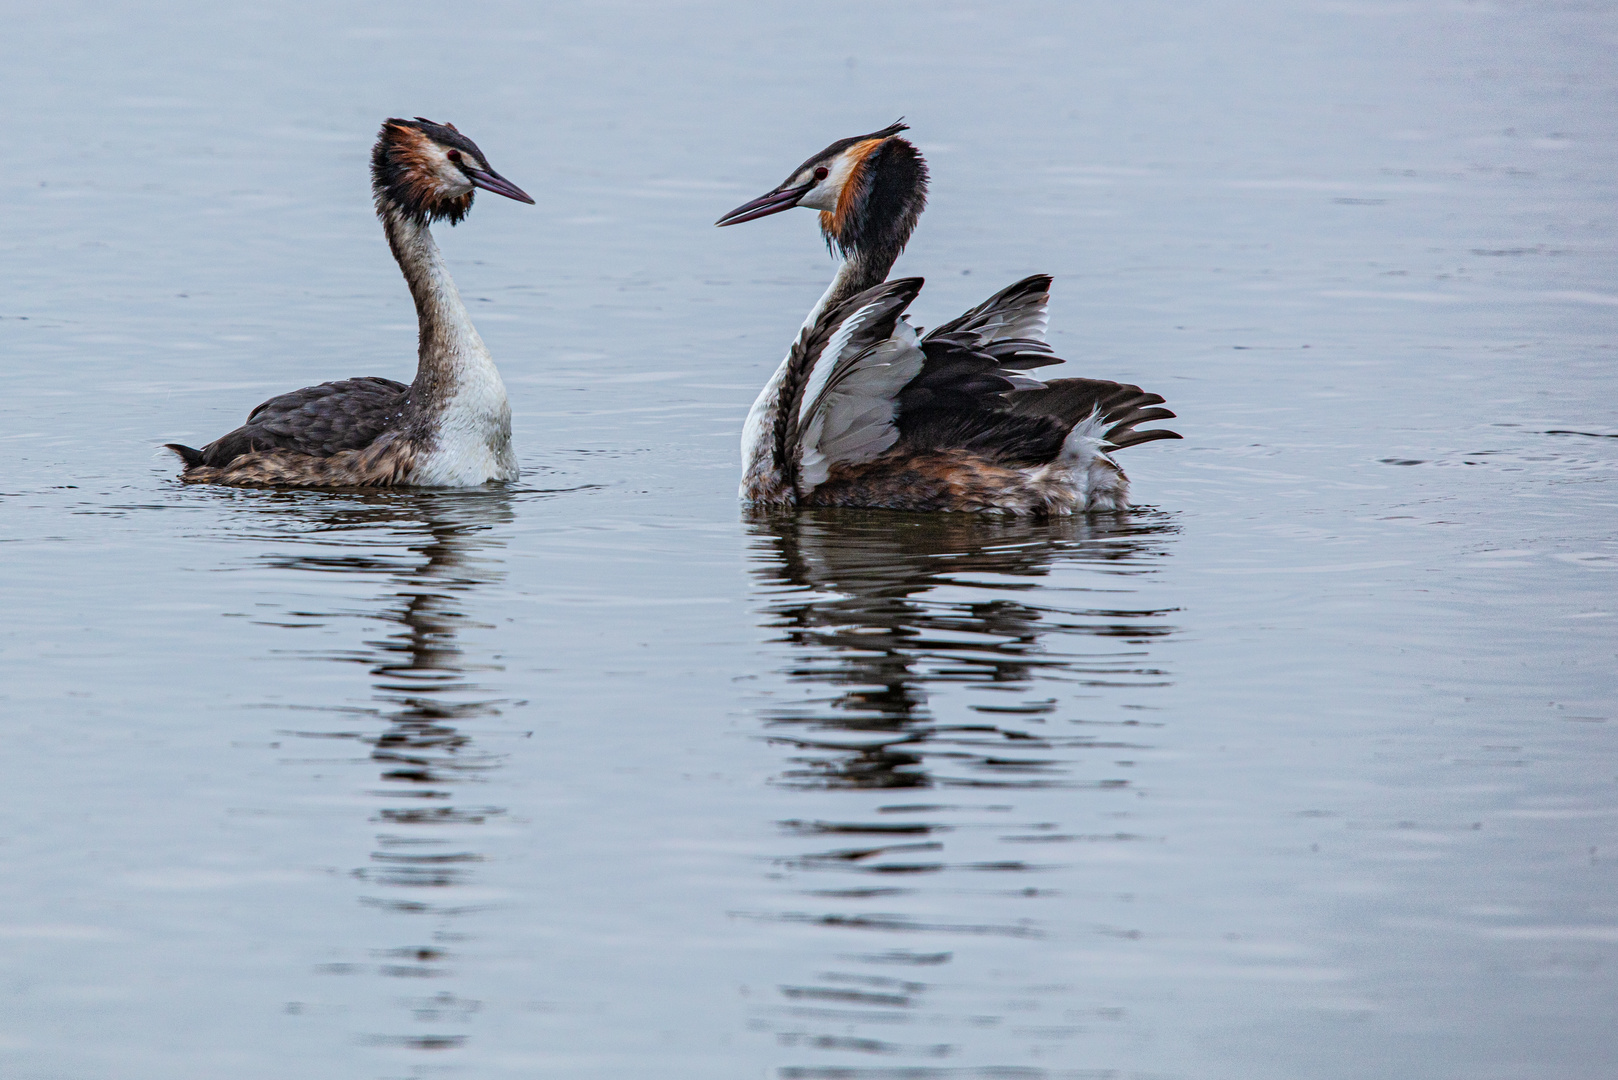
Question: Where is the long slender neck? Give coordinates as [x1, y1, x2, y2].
[380, 205, 495, 407]
[802, 245, 900, 332]
[805, 135, 927, 329]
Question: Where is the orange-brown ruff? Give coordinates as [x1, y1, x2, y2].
[383, 123, 474, 225]
[164, 117, 533, 488]
[718, 123, 1180, 516]
[820, 137, 884, 243]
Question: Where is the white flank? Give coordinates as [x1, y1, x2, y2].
[739, 355, 791, 496]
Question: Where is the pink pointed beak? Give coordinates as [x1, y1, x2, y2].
[469, 168, 535, 205]
[715, 182, 813, 226]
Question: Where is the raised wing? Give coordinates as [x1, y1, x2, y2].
[925, 273, 1052, 344]
[890, 275, 1073, 465]
[773, 274, 1180, 497]
[196, 377, 410, 465]
[897, 274, 1066, 444]
[780, 278, 927, 494]
[902, 275, 1179, 459]
[921, 274, 1061, 372]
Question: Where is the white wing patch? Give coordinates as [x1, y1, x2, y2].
[796, 297, 887, 429]
[795, 311, 924, 493]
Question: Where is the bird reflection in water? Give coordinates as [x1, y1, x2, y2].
[238, 489, 518, 1062]
[743, 509, 1179, 1077]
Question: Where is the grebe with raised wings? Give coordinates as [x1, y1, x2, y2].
[165, 118, 534, 487]
[716, 122, 1180, 514]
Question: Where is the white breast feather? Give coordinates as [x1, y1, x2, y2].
[740, 355, 791, 491]
[416, 325, 518, 484]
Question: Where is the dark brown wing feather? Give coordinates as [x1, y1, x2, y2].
[922, 275, 1058, 362]
[889, 275, 1077, 465]
[906, 275, 1182, 458]
[895, 332, 1070, 465]
[188, 377, 410, 467]
[895, 348, 1180, 465]
[1001, 379, 1182, 451]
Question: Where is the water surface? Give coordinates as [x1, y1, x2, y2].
[3, 2, 1616, 1078]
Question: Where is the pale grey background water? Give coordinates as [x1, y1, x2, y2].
[2, 2, 1615, 1078]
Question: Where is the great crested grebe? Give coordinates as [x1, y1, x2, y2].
[716, 122, 1181, 515]
[164, 118, 534, 487]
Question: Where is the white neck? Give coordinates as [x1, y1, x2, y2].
[801, 260, 848, 331]
[383, 208, 517, 484]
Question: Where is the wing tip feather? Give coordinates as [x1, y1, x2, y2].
[1105, 428, 1183, 451]
[164, 443, 205, 468]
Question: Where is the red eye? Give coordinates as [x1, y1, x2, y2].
[446, 149, 462, 162]
[814, 166, 829, 180]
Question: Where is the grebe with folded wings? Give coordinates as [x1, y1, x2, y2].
[165, 117, 534, 487]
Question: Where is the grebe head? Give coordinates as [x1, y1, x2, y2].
[372, 117, 535, 225]
[715, 120, 927, 259]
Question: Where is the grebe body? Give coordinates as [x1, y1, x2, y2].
[718, 123, 1180, 515]
[165, 118, 533, 487]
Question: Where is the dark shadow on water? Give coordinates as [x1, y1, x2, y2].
[748, 509, 1179, 791]
[211, 488, 524, 1067]
[742, 508, 1181, 1077]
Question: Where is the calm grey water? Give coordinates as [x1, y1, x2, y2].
[3, 2, 1616, 1078]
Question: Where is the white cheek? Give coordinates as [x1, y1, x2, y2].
[419, 147, 474, 196]
[798, 149, 862, 213]
[440, 165, 474, 196]
[798, 183, 838, 211]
